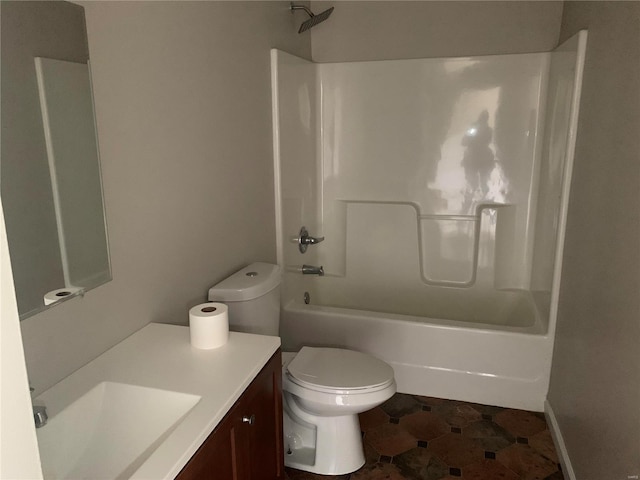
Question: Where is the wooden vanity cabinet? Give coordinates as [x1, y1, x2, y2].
[176, 350, 284, 480]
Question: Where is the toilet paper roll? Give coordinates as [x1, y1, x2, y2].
[189, 302, 229, 349]
[44, 287, 82, 306]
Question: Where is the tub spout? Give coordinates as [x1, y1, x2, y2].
[302, 265, 324, 276]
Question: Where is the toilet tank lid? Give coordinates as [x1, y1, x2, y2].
[208, 262, 281, 302]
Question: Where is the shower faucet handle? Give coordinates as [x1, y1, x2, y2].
[298, 227, 324, 253]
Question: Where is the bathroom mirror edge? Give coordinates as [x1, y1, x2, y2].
[1, 1, 112, 320]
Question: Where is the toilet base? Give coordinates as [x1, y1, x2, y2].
[284, 447, 315, 470]
[283, 392, 366, 475]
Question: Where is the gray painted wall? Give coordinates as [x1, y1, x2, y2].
[20, 2, 310, 395]
[548, 2, 640, 479]
[309, 1, 563, 62]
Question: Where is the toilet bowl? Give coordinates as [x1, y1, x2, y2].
[208, 263, 396, 475]
[281, 347, 396, 475]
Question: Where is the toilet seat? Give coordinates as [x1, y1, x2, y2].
[286, 347, 395, 394]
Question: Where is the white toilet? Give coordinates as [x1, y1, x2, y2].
[208, 262, 396, 475]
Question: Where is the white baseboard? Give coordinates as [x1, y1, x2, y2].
[545, 399, 577, 480]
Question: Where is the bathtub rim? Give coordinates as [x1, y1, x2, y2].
[280, 298, 553, 410]
[282, 299, 549, 337]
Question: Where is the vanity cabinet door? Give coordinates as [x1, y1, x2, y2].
[174, 411, 236, 479]
[240, 350, 284, 480]
[175, 350, 283, 480]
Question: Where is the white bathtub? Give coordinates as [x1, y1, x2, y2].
[280, 299, 553, 412]
[273, 33, 587, 415]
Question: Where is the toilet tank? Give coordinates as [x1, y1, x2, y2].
[208, 262, 281, 336]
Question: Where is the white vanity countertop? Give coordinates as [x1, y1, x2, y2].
[35, 323, 281, 479]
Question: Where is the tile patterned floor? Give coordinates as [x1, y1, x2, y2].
[285, 393, 564, 480]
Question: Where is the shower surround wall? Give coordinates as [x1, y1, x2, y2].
[272, 33, 585, 411]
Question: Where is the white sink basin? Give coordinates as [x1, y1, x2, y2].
[36, 382, 201, 479]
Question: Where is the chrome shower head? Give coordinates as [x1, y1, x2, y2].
[290, 3, 334, 34]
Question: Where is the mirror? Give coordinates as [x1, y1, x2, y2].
[1, 1, 111, 319]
